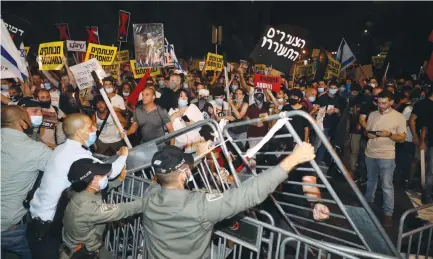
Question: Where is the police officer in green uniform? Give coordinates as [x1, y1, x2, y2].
[60, 159, 144, 259]
[143, 143, 328, 259]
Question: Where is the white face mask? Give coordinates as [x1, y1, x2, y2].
[30, 115, 43, 127]
[308, 96, 316, 103]
[105, 87, 114, 94]
[123, 92, 130, 97]
[318, 88, 324, 93]
[277, 98, 284, 104]
[178, 99, 188, 108]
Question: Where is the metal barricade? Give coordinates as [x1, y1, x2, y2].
[222, 110, 401, 257]
[397, 203, 433, 259]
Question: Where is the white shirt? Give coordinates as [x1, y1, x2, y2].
[168, 104, 203, 148]
[110, 94, 126, 110]
[49, 90, 60, 107]
[209, 100, 229, 117]
[402, 106, 413, 142]
[29, 139, 127, 221]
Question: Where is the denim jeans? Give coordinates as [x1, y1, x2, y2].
[316, 128, 331, 163]
[365, 156, 396, 216]
[349, 133, 361, 172]
[1, 224, 32, 259]
[357, 138, 368, 181]
[424, 147, 433, 195]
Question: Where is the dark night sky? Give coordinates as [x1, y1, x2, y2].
[2, 1, 433, 77]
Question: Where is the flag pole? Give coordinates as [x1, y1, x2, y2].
[382, 62, 390, 87]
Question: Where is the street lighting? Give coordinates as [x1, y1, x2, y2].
[302, 50, 306, 54]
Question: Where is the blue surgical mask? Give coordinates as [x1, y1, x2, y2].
[231, 85, 239, 91]
[215, 98, 224, 106]
[30, 115, 43, 127]
[329, 89, 338, 95]
[79, 130, 97, 147]
[44, 83, 52, 90]
[308, 96, 316, 103]
[178, 99, 188, 108]
[1, 84, 9, 91]
[99, 176, 108, 190]
[318, 87, 324, 93]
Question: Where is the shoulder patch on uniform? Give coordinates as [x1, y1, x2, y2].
[206, 193, 223, 202]
[100, 204, 118, 213]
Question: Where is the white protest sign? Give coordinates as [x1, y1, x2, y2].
[66, 40, 87, 52]
[69, 58, 107, 90]
[199, 61, 205, 71]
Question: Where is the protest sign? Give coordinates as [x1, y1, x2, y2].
[239, 59, 248, 73]
[199, 61, 205, 71]
[55, 23, 70, 40]
[116, 50, 129, 63]
[66, 40, 87, 52]
[102, 63, 120, 79]
[372, 55, 386, 69]
[324, 56, 341, 79]
[24, 46, 30, 56]
[1, 12, 31, 48]
[250, 25, 309, 73]
[130, 60, 148, 79]
[254, 74, 281, 92]
[295, 64, 314, 80]
[354, 64, 373, 82]
[84, 43, 117, 65]
[133, 23, 164, 68]
[118, 10, 130, 42]
[37, 41, 64, 71]
[85, 26, 100, 44]
[70, 58, 107, 90]
[254, 64, 266, 74]
[205, 52, 223, 72]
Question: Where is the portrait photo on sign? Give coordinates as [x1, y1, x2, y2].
[133, 23, 164, 68]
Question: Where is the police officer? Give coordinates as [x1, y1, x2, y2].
[60, 158, 144, 259]
[143, 144, 328, 259]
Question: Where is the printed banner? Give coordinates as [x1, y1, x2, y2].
[250, 25, 309, 73]
[118, 10, 131, 42]
[1, 12, 31, 48]
[205, 52, 223, 72]
[254, 64, 266, 74]
[84, 43, 117, 65]
[133, 23, 164, 67]
[24, 46, 30, 57]
[85, 26, 100, 44]
[254, 74, 281, 92]
[372, 55, 386, 69]
[69, 58, 107, 90]
[116, 50, 129, 63]
[37, 41, 64, 71]
[102, 62, 120, 79]
[55, 23, 70, 40]
[66, 40, 87, 52]
[324, 56, 341, 79]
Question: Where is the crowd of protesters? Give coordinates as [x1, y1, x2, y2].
[1, 54, 433, 258]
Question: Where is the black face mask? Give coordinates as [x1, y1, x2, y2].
[289, 98, 299, 105]
[21, 120, 34, 136]
[39, 101, 51, 109]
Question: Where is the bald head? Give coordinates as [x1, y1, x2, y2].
[63, 113, 92, 139]
[1, 105, 30, 130]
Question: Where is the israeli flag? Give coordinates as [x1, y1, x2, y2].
[165, 38, 185, 73]
[1, 18, 28, 81]
[336, 38, 356, 71]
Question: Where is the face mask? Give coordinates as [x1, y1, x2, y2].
[339, 87, 346, 93]
[318, 87, 325, 93]
[369, 83, 377, 88]
[158, 81, 165, 88]
[79, 130, 97, 147]
[178, 99, 188, 108]
[329, 89, 337, 95]
[91, 176, 108, 191]
[44, 83, 52, 90]
[215, 98, 224, 106]
[30, 115, 43, 127]
[39, 100, 51, 109]
[308, 96, 316, 103]
[302, 91, 306, 97]
[105, 87, 114, 94]
[1, 84, 9, 91]
[21, 120, 34, 136]
[231, 85, 239, 91]
[123, 92, 130, 97]
[289, 98, 299, 105]
[277, 98, 284, 104]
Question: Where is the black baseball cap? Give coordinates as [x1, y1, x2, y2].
[68, 158, 112, 184]
[17, 97, 41, 108]
[152, 146, 194, 174]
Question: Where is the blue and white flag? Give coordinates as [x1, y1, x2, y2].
[165, 38, 186, 74]
[335, 38, 356, 71]
[1, 18, 28, 81]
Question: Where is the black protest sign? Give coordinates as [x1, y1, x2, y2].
[250, 25, 309, 73]
[1, 12, 31, 48]
[55, 23, 71, 40]
[85, 26, 100, 44]
[118, 10, 130, 42]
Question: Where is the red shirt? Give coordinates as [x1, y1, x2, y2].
[246, 102, 270, 137]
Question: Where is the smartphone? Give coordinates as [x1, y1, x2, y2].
[182, 115, 190, 122]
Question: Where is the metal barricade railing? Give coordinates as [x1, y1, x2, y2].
[396, 203, 433, 259]
[222, 110, 401, 257]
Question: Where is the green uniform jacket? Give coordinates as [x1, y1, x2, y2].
[62, 179, 144, 252]
[142, 164, 288, 259]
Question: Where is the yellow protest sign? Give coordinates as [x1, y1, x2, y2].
[325, 56, 341, 79]
[116, 50, 129, 64]
[205, 52, 223, 72]
[102, 63, 120, 79]
[130, 60, 161, 79]
[84, 43, 117, 65]
[37, 41, 64, 71]
[372, 55, 386, 69]
[24, 46, 30, 57]
[254, 64, 266, 74]
[295, 64, 314, 80]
